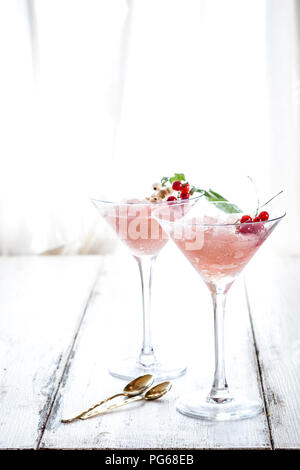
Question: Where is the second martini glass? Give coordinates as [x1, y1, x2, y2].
[154, 199, 285, 419]
[91, 194, 203, 380]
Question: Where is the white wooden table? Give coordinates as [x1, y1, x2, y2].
[0, 246, 299, 450]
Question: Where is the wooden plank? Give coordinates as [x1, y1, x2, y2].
[246, 253, 300, 449]
[41, 245, 270, 449]
[0, 256, 101, 449]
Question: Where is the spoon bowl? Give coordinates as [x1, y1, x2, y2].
[124, 374, 154, 396]
[145, 382, 172, 400]
[81, 381, 172, 420]
[62, 374, 154, 423]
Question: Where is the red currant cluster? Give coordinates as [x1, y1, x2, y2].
[167, 181, 191, 202]
[240, 211, 269, 224]
[239, 211, 269, 234]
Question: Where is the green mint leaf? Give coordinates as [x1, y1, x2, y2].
[190, 186, 242, 213]
[160, 173, 186, 187]
[160, 176, 169, 186]
[190, 186, 203, 196]
[211, 201, 242, 214]
[207, 189, 227, 201]
[169, 173, 186, 184]
[205, 189, 242, 214]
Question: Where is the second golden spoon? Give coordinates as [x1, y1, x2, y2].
[81, 381, 172, 420]
[62, 374, 154, 423]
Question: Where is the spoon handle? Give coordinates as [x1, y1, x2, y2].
[80, 395, 144, 420]
[61, 393, 124, 423]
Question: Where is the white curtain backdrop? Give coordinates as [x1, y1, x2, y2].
[0, 0, 299, 254]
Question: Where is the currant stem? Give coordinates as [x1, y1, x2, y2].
[259, 190, 283, 209]
[236, 189, 283, 223]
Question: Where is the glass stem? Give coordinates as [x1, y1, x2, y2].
[208, 287, 233, 404]
[134, 256, 158, 368]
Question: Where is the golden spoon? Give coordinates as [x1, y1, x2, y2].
[61, 374, 154, 423]
[80, 381, 172, 420]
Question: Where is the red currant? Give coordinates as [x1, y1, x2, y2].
[240, 215, 252, 223]
[167, 196, 177, 202]
[251, 223, 264, 234]
[258, 211, 269, 221]
[180, 192, 190, 199]
[172, 181, 183, 191]
[180, 183, 190, 194]
[240, 221, 264, 234]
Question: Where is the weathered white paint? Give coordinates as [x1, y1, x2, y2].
[40, 246, 270, 449]
[2, 249, 297, 449]
[0, 256, 101, 449]
[246, 254, 300, 449]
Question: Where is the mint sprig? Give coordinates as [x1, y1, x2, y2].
[161, 173, 186, 186]
[160, 176, 169, 186]
[201, 189, 242, 214]
[160, 173, 242, 214]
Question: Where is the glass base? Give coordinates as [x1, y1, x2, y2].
[108, 356, 187, 381]
[176, 391, 263, 421]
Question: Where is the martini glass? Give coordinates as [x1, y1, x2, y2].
[91, 194, 203, 380]
[154, 200, 285, 420]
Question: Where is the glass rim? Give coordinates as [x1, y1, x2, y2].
[90, 191, 205, 207]
[157, 212, 286, 228]
[153, 198, 286, 227]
